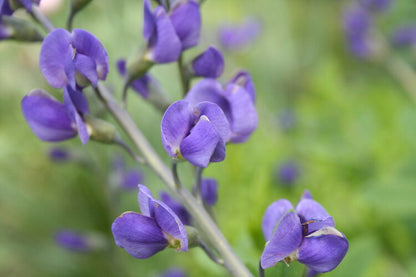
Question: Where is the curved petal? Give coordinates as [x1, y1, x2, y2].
[111, 212, 168, 259]
[223, 83, 258, 143]
[153, 199, 188, 252]
[191, 46, 224, 78]
[185, 79, 228, 110]
[196, 101, 230, 142]
[138, 184, 155, 217]
[161, 100, 194, 158]
[169, 0, 201, 50]
[300, 189, 313, 201]
[261, 211, 303, 269]
[230, 71, 256, 103]
[295, 199, 334, 234]
[143, 0, 156, 40]
[147, 7, 181, 63]
[180, 116, 221, 167]
[262, 199, 294, 241]
[39, 28, 73, 88]
[21, 89, 77, 142]
[71, 29, 109, 81]
[160, 192, 192, 225]
[297, 227, 349, 273]
[74, 53, 98, 87]
[63, 87, 89, 145]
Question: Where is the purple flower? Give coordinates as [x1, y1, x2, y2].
[343, 5, 372, 58]
[161, 99, 230, 168]
[0, 0, 39, 14]
[39, 28, 108, 89]
[160, 192, 192, 225]
[48, 147, 70, 162]
[185, 73, 257, 143]
[21, 88, 90, 144]
[391, 25, 416, 47]
[121, 169, 143, 190]
[111, 155, 144, 191]
[55, 230, 91, 252]
[111, 185, 188, 259]
[200, 178, 218, 206]
[218, 18, 261, 51]
[143, 0, 200, 63]
[160, 268, 188, 277]
[261, 190, 348, 273]
[359, 0, 391, 12]
[117, 59, 158, 99]
[277, 161, 299, 186]
[191, 46, 224, 79]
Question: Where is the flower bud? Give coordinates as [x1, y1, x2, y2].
[83, 115, 118, 144]
[191, 46, 224, 79]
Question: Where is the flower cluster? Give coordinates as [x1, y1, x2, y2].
[21, 28, 109, 144]
[112, 185, 188, 259]
[261, 191, 348, 275]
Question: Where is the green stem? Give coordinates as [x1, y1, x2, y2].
[95, 83, 253, 277]
[30, 6, 54, 33]
[178, 54, 190, 96]
[199, 240, 224, 266]
[258, 261, 265, 277]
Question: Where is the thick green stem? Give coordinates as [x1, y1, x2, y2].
[96, 83, 253, 277]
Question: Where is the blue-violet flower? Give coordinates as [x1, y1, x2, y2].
[161, 99, 230, 167]
[191, 46, 224, 78]
[112, 185, 188, 259]
[261, 190, 348, 273]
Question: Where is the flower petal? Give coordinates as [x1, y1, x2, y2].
[74, 53, 98, 87]
[71, 28, 109, 81]
[111, 212, 168, 259]
[39, 28, 73, 88]
[143, 0, 156, 40]
[223, 83, 258, 143]
[261, 211, 303, 269]
[195, 101, 230, 143]
[169, 0, 201, 50]
[185, 79, 228, 109]
[295, 199, 335, 234]
[160, 192, 192, 225]
[191, 46, 224, 78]
[63, 86, 89, 145]
[21, 89, 77, 142]
[262, 199, 294, 241]
[138, 184, 155, 217]
[230, 71, 256, 103]
[161, 100, 194, 158]
[153, 199, 188, 252]
[180, 116, 221, 167]
[297, 227, 349, 273]
[147, 6, 181, 63]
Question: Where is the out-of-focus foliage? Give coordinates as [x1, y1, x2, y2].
[1, 0, 416, 276]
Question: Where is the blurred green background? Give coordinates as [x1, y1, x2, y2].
[1, 0, 416, 276]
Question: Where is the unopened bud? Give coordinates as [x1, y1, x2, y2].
[84, 115, 118, 144]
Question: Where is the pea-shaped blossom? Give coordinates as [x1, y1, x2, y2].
[261, 190, 348, 274]
[143, 0, 200, 64]
[161, 100, 230, 168]
[343, 5, 372, 58]
[191, 46, 224, 78]
[160, 268, 188, 277]
[185, 72, 257, 143]
[112, 185, 188, 259]
[39, 28, 108, 89]
[55, 230, 91, 252]
[21, 88, 90, 144]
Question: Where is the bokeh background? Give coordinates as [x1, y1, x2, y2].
[1, 0, 416, 276]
